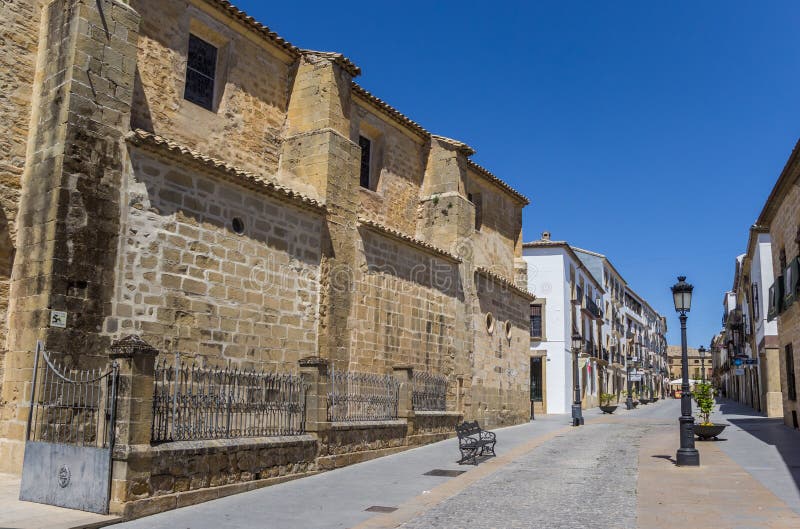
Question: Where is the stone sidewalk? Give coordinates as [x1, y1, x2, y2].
[5, 398, 800, 528]
[0, 472, 117, 529]
[637, 409, 800, 529]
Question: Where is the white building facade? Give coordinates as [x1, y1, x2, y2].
[523, 234, 604, 414]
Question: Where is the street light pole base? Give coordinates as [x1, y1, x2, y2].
[676, 447, 700, 466]
[571, 404, 584, 426]
[625, 398, 633, 410]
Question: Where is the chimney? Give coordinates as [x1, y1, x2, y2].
[541, 231, 551, 241]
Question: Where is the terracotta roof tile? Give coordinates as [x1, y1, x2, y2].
[467, 160, 529, 205]
[301, 50, 361, 77]
[351, 83, 430, 139]
[204, 1, 301, 58]
[126, 129, 326, 213]
[474, 266, 536, 301]
[357, 217, 461, 263]
[431, 135, 475, 156]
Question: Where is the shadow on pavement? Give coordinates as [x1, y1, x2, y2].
[651, 454, 677, 465]
[722, 402, 800, 495]
[718, 401, 764, 417]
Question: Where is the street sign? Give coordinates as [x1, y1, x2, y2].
[629, 374, 643, 382]
[733, 358, 743, 366]
[734, 368, 745, 376]
[745, 358, 758, 365]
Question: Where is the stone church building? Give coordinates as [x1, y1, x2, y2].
[0, 0, 533, 516]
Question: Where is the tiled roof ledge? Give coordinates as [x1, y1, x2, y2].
[300, 50, 361, 77]
[431, 135, 476, 156]
[474, 266, 536, 301]
[357, 217, 461, 263]
[126, 129, 327, 214]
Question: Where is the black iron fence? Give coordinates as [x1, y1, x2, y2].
[26, 342, 118, 448]
[412, 372, 448, 411]
[152, 354, 306, 442]
[326, 369, 399, 421]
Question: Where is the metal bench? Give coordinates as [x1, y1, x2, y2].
[455, 420, 496, 465]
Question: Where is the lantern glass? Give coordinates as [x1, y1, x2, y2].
[571, 332, 583, 351]
[671, 276, 693, 313]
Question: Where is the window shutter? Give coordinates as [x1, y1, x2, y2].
[783, 258, 799, 308]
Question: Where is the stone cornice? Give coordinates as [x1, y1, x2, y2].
[474, 266, 536, 301]
[357, 217, 461, 263]
[126, 129, 327, 215]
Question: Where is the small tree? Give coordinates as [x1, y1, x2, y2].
[600, 392, 616, 406]
[693, 382, 717, 425]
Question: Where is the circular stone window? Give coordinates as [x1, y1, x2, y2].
[231, 217, 245, 234]
[505, 321, 513, 339]
[485, 312, 495, 334]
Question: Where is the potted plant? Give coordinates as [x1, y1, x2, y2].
[692, 382, 727, 440]
[599, 392, 618, 414]
[639, 386, 650, 405]
[623, 390, 639, 408]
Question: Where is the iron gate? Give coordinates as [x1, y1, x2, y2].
[19, 341, 119, 514]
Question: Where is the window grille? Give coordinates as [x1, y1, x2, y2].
[530, 304, 543, 339]
[184, 34, 217, 110]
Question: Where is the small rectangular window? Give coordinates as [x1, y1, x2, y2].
[184, 34, 217, 110]
[530, 304, 542, 339]
[473, 193, 482, 230]
[359, 136, 371, 188]
[787, 344, 797, 401]
[752, 283, 760, 319]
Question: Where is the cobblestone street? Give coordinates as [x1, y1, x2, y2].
[398, 419, 646, 529]
[95, 399, 800, 529]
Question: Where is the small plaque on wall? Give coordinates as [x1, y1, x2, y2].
[49, 310, 67, 328]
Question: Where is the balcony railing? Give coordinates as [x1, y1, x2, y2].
[583, 295, 603, 320]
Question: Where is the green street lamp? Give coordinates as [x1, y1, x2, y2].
[671, 276, 700, 466]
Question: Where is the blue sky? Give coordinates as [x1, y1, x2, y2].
[236, 0, 800, 346]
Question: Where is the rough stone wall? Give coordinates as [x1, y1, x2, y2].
[129, 0, 292, 185]
[353, 102, 427, 235]
[349, 229, 462, 374]
[470, 274, 531, 428]
[0, 0, 44, 388]
[769, 181, 800, 428]
[1, 0, 140, 471]
[113, 436, 317, 517]
[467, 170, 522, 279]
[114, 149, 323, 367]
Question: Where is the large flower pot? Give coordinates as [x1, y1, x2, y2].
[600, 405, 618, 414]
[652, 397, 659, 402]
[640, 398, 650, 405]
[632, 401, 639, 408]
[694, 423, 727, 440]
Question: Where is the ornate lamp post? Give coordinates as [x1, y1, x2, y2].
[698, 345, 707, 382]
[671, 276, 700, 466]
[625, 352, 634, 410]
[571, 331, 584, 426]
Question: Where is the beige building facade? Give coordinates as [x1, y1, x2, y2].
[755, 140, 800, 429]
[0, 0, 535, 516]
